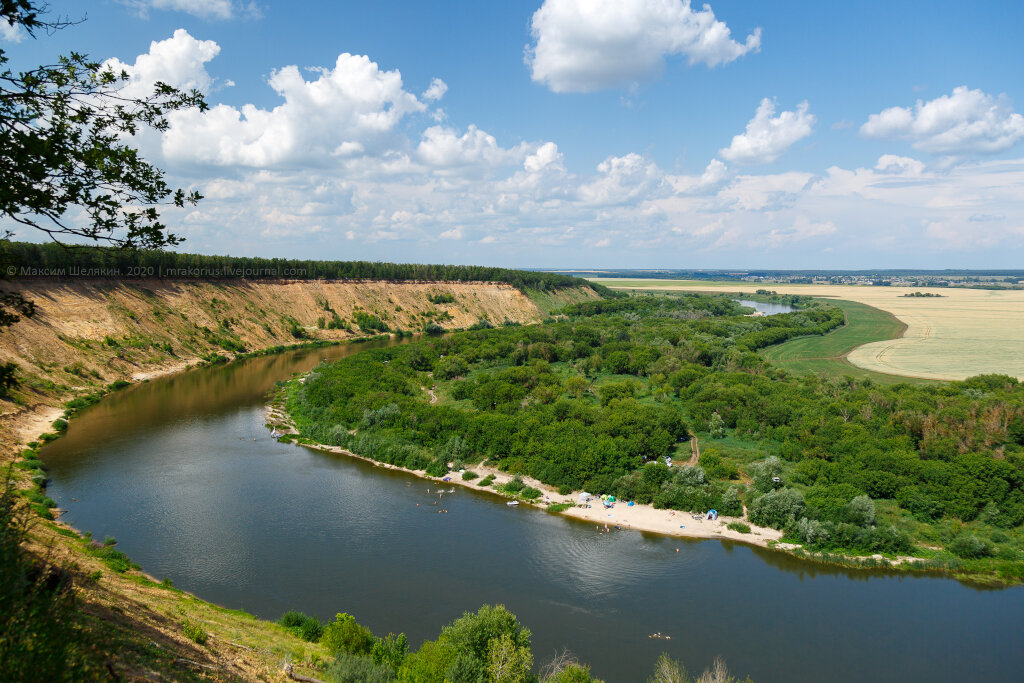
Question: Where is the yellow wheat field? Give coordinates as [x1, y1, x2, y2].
[589, 279, 1024, 381]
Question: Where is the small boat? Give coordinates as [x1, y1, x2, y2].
[506, 501, 519, 506]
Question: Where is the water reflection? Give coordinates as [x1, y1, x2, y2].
[735, 298, 797, 315]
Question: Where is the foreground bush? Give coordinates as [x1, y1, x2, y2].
[0, 478, 83, 680]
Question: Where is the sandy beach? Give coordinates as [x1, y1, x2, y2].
[265, 404, 786, 550]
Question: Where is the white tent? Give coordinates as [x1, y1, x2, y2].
[577, 492, 592, 504]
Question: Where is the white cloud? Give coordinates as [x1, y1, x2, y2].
[765, 216, 837, 246]
[719, 98, 815, 165]
[675, 158, 733, 195]
[422, 78, 448, 102]
[103, 29, 221, 99]
[124, 0, 260, 20]
[526, 0, 761, 93]
[416, 125, 526, 171]
[163, 52, 428, 167]
[578, 153, 668, 205]
[439, 226, 465, 240]
[860, 86, 1024, 156]
[875, 154, 925, 176]
[90, 33, 1024, 267]
[0, 19, 25, 42]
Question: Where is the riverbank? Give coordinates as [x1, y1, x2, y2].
[270, 406, 955, 578]
[1, 346, 376, 680]
[270, 400, 961, 580]
[0, 277, 598, 452]
[270, 404, 784, 548]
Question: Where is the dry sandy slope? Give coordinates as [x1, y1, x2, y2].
[0, 278, 596, 448]
[592, 280, 1024, 381]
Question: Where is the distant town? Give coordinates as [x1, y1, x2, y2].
[548, 269, 1024, 289]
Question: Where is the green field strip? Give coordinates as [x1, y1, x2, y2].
[760, 298, 942, 385]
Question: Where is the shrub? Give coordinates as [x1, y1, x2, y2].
[353, 311, 389, 333]
[794, 517, 830, 546]
[183, 620, 208, 645]
[844, 495, 876, 527]
[748, 488, 805, 529]
[321, 613, 376, 656]
[707, 411, 725, 439]
[428, 292, 456, 305]
[478, 476, 494, 487]
[279, 610, 324, 642]
[950, 534, 993, 559]
[325, 653, 393, 683]
[727, 521, 751, 534]
[547, 503, 572, 513]
[90, 546, 138, 573]
[425, 458, 449, 477]
[462, 471, 478, 480]
[503, 476, 525, 493]
[51, 418, 68, 432]
[749, 456, 784, 494]
[371, 632, 409, 672]
[520, 486, 542, 500]
[719, 486, 744, 516]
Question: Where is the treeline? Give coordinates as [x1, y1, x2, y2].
[1, 240, 612, 295]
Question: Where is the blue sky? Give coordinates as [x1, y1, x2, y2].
[5, 0, 1024, 268]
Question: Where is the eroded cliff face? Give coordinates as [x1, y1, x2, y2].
[0, 278, 598, 442]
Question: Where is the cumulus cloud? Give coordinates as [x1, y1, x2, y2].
[162, 51, 429, 167]
[875, 154, 925, 176]
[578, 153, 668, 205]
[421, 78, 448, 102]
[103, 29, 221, 99]
[526, 0, 761, 93]
[416, 125, 526, 171]
[860, 86, 1024, 155]
[85, 32, 1024, 266]
[676, 158, 733, 195]
[124, 0, 260, 20]
[719, 98, 815, 164]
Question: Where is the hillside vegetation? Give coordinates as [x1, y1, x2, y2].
[285, 293, 1024, 583]
[0, 276, 598, 441]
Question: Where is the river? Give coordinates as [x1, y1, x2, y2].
[735, 299, 797, 315]
[39, 341, 1024, 681]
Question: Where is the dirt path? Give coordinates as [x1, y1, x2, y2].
[688, 435, 700, 466]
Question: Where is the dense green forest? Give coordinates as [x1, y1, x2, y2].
[0, 240, 614, 295]
[285, 293, 1024, 581]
